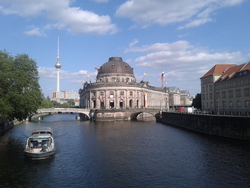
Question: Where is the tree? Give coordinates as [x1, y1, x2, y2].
[38, 96, 54, 109]
[192, 93, 201, 109]
[0, 50, 42, 121]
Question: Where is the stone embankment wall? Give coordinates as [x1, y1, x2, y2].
[0, 119, 14, 134]
[157, 112, 250, 141]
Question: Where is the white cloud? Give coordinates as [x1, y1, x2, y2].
[24, 26, 46, 37]
[91, 0, 109, 3]
[38, 67, 96, 82]
[116, 0, 245, 28]
[0, 0, 117, 35]
[126, 40, 246, 94]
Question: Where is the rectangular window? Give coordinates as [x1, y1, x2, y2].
[244, 88, 250, 96]
[209, 93, 213, 100]
[215, 92, 220, 99]
[130, 91, 133, 96]
[235, 89, 241, 97]
[202, 86, 205, 93]
[209, 85, 212, 92]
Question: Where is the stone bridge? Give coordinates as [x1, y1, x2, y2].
[93, 108, 162, 121]
[34, 108, 162, 121]
[35, 108, 90, 118]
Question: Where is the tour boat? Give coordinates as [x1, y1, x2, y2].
[24, 127, 55, 158]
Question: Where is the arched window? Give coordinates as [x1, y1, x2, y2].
[210, 102, 213, 108]
[236, 100, 241, 107]
[245, 100, 250, 107]
[222, 101, 226, 107]
[229, 101, 233, 107]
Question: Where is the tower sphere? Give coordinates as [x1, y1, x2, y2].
[55, 62, 61, 69]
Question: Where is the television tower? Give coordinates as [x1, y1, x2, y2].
[55, 36, 61, 92]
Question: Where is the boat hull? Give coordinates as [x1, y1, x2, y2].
[24, 149, 55, 159]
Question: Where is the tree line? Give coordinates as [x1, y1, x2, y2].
[0, 50, 77, 121]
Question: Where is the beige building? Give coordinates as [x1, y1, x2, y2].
[180, 90, 192, 106]
[79, 57, 169, 110]
[200, 62, 250, 115]
[168, 87, 181, 108]
[167, 87, 192, 109]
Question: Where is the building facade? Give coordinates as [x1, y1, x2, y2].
[167, 87, 192, 110]
[79, 57, 169, 110]
[200, 62, 250, 115]
[180, 90, 192, 106]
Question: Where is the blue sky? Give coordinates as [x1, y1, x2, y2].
[0, 0, 249, 97]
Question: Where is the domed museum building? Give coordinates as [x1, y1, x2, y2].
[79, 57, 169, 111]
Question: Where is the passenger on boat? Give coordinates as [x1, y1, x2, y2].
[40, 144, 48, 152]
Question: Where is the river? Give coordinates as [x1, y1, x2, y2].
[0, 113, 249, 188]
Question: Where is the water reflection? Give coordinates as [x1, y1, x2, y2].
[0, 113, 250, 188]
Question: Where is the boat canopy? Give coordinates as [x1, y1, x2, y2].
[32, 127, 53, 135]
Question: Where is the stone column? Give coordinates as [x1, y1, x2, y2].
[126, 89, 129, 108]
[105, 90, 109, 109]
[89, 91, 93, 109]
[116, 89, 119, 109]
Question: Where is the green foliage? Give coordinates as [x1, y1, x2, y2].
[51, 100, 75, 108]
[192, 93, 201, 109]
[0, 50, 42, 121]
[39, 97, 54, 109]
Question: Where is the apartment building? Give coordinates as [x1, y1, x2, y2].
[200, 62, 250, 115]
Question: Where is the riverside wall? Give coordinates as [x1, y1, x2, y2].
[157, 112, 250, 141]
[0, 119, 14, 134]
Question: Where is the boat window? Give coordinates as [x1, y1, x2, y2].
[30, 140, 38, 147]
[42, 140, 49, 146]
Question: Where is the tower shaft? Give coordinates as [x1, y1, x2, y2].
[55, 36, 61, 92]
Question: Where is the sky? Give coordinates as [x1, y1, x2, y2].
[0, 0, 250, 98]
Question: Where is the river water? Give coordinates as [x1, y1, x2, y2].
[0, 113, 249, 188]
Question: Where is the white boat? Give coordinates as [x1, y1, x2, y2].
[24, 127, 55, 158]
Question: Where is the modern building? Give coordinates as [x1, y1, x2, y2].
[79, 57, 169, 110]
[200, 62, 250, 115]
[51, 91, 79, 101]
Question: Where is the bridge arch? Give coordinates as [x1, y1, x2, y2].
[130, 111, 157, 122]
[30, 108, 90, 120]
